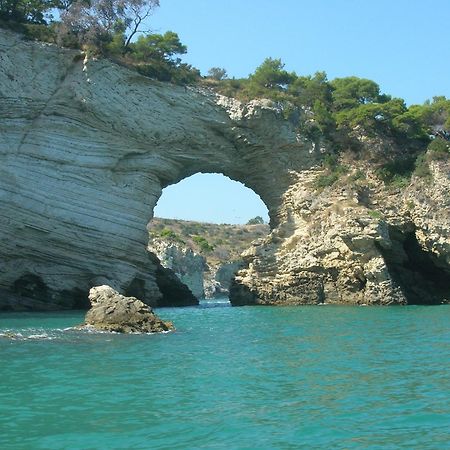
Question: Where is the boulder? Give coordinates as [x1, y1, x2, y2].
[82, 285, 174, 333]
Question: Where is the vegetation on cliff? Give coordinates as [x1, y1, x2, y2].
[0, 0, 199, 83]
[208, 59, 450, 188]
[149, 217, 269, 266]
[2, 0, 449, 182]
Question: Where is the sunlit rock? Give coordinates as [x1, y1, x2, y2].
[81, 285, 174, 333]
[1, 30, 449, 308]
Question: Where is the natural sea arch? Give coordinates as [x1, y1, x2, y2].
[0, 30, 318, 309]
[1, 31, 449, 308]
[149, 172, 270, 301]
[143, 170, 275, 306]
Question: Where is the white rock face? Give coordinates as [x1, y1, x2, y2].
[149, 239, 242, 300]
[204, 261, 242, 299]
[231, 157, 450, 306]
[1, 30, 449, 308]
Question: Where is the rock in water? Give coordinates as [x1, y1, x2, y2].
[83, 286, 174, 333]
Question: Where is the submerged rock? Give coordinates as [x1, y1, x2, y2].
[0, 331, 22, 340]
[82, 285, 174, 334]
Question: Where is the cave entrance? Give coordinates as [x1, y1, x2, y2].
[148, 173, 270, 303]
[377, 225, 450, 305]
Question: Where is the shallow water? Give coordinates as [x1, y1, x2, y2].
[1, 302, 449, 449]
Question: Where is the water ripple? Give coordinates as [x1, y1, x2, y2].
[0, 305, 449, 449]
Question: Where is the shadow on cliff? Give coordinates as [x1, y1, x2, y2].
[377, 226, 450, 305]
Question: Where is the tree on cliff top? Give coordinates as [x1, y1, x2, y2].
[247, 216, 264, 225]
[130, 31, 186, 61]
[207, 67, 228, 81]
[60, 0, 160, 48]
[0, 0, 58, 23]
[249, 58, 295, 90]
[331, 76, 386, 110]
[128, 30, 199, 84]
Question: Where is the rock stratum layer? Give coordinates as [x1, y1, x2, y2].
[1, 30, 449, 308]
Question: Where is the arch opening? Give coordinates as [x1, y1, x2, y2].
[148, 173, 270, 303]
[154, 173, 270, 225]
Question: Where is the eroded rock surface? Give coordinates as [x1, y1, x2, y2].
[231, 158, 450, 306]
[82, 285, 173, 333]
[149, 238, 242, 300]
[205, 261, 243, 299]
[1, 30, 449, 308]
[0, 30, 310, 309]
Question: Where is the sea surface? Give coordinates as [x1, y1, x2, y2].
[1, 301, 449, 449]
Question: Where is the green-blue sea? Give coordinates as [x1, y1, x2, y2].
[1, 301, 449, 449]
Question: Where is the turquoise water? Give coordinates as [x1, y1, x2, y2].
[1, 302, 449, 449]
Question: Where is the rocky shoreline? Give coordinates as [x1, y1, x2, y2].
[148, 232, 246, 301]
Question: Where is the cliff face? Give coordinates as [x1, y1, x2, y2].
[205, 261, 243, 299]
[1, 30, 449, 308]
[231, 157, 450, 306]
[147, 218, 268, 300]
[0, 30, 314, 309]
[149, 238, 243, 300]
[149, 239, 207, 299]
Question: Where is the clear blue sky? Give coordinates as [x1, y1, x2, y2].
[150, 0, 449, 224]
[154, 174, 269, 224]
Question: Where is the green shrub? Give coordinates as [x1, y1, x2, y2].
[427, 137, 450, 160]
[322, 153, 339, 170]
[192, 236, 214, 252]
[22, 22, 58, 43]
[413, 153, 431, 178]
[315, 172, 340, 188]
[389, 174, 411, 189]
[247, 216, 264, 225]
[368, 210, 383, 220]
[349, 169, 365, 182]
[314, 154, 348, 188]
[375, 157, 415, 187]
[159, 228, 184, 243]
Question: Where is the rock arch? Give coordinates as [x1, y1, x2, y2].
[154, 172, 269, 224]
[150, 172, 270, 300]
[1, 30, 449, 309]
[0, 30, 318, 308]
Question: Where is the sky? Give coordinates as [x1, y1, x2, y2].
[149, 0, 449, 224]
[154, 173, 269, 224]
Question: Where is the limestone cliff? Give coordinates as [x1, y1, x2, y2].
[1, 30, 449, 308]
[205, 261, 243, 299]
[149, 238, 207, 299]
[149, 238, 243, 300]
[231, 154, 450, 306]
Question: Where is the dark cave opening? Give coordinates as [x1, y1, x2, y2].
[377, 226, 450, 305]
[11, 274, 90, 310]
[13, 273, 48, 302]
